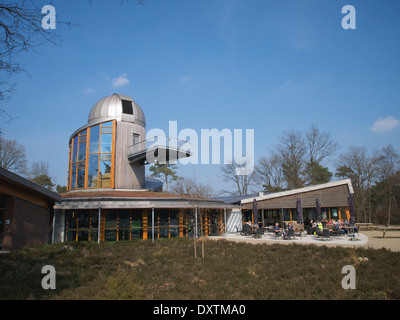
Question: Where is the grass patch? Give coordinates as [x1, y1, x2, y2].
[1, 238, 399, 300]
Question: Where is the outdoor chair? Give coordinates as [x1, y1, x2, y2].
[242, 224, 252, 236]
[286, 228, 295, 240]
[315, 227, 323, 238]
[274, 230, 282, 239]
[254, 228, 263, 238]
[322, 228, 330, 241]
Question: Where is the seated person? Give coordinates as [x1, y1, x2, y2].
[333, 221, 345, 234]
[283, 222, 294, 239]
[306, 220, 314, 234]
[315, 220, 323, 236]
[273, 223, 282, 236]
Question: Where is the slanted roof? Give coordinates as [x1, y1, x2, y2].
[240, 179, 355, 211]
[0, 167, 61, 208]
[56, 190, 237, 210]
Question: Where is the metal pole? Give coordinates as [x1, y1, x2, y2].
[224, 208, 227, 234]
[152, 207, 155, 243]
[194, 208, 198, 258]
[261, 208, 264, 227]
[98, 207, 101, 244]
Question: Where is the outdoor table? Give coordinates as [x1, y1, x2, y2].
[376, 226, 400, 238]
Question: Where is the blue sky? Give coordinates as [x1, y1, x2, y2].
[1, 0, 400, 194]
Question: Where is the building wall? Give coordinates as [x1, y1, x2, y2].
[226, 208, 242, 233]
[115, 121, 146, 189]
[52, 209, 65, 244]
[243, 185, 350, 209]
[2, 197, 50, 251]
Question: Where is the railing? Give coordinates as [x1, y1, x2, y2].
[127, 135, 192, 162]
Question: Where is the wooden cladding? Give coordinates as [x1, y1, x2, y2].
[243, 185, 350, 210]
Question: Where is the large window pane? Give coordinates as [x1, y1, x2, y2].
[89, 125, 100, 154]
[105, 230, 117, 241]
[331, 208, 338, 220]
[101, 127, 113, 134]
[72, 136, 78, 162]
[68, 211, 77, 228]
[91, 212, 99, 229]
[78, 230, 89, 241]
[88, 154, 99, 187]
[101, 134, 112, 154]
[70, 165, 76, 190]
[77, 167, 85, 188]
[119, 211, 130, 228]
[105, 212, 117, 229]
[78, 212, 90, 228]
[99, 160, 111, 180]
[132, 228, 143, 239]
[118, 229, 130, 241]
[78, 142, 86, 161]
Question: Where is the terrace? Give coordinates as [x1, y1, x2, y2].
[127, 135, 192, 164]
[215, 227, 369, 248]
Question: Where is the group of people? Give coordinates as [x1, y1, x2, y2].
[273, 222, 294, 239]
[271, 218, 355, 239]
[306, 219, 353, 235]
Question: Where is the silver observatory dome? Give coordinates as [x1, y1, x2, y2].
[88, 93, 146, 128]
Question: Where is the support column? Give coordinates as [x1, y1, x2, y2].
[143, 209, 148, 240]
[152, 207, 154, 242]
[179, 211, 183, 238]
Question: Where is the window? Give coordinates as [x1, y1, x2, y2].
[122, 100, 133, 115]
[331, 208, 339, 220]
[68, 120, 115, 190]
[132, 133, 139, 146]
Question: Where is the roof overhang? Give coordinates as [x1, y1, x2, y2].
[0, 167, 61, 208]
[54, 190, 238, 210]
[241, 179, 354, 205]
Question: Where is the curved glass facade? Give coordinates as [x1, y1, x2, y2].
[68, 120, 115, 190]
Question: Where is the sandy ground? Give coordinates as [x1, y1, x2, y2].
[362, 230, 400, 252]
[213, 230, 400, 252]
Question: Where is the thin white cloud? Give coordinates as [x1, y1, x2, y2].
[111, 74, 130, 88]
[180, 75, 193, 85]
[83, 87, 94, 94]
[370, 116, 400, 133]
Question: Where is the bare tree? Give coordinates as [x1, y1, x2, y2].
[171, 177, 214, 198]
[29, 160, 50, 178]
[335, 146, 379, 223]
[0, 0, 145, 120]
[375, 144, 400, 226]
[275, 130, 306, 189]
[254, 152, 284, 192]
[304, 123, 337, 185]
[220, 161, 255, 196]
[0, 134, 28, 175]
[0, 1, 64, 103]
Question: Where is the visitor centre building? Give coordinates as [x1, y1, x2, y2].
[52, 93, 236, 243]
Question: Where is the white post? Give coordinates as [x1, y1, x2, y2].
[98, 207, 101, 244]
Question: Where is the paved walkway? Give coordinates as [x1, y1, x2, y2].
[213, 231, 369, 249]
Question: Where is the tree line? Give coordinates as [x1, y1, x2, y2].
[220, 124, 400, 226]
[0, 131, 67, 193]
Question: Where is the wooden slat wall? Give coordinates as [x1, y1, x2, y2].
[243, 185, 349, 209]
